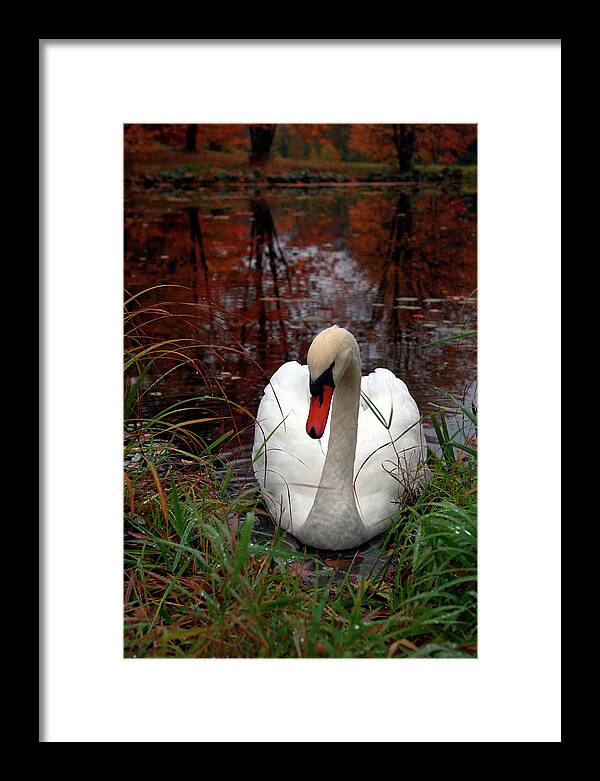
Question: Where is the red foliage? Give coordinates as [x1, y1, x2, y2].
[124, 124, 249, 154]
[416, 124, 476, 164]
[348, 124, 476, 166]
[125, 123, 476, 168]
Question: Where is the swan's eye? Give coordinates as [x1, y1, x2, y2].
[309, 361, 335, 402]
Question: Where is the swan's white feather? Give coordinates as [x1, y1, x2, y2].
[252, 362, 427, 541]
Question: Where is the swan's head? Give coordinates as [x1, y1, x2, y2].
[305, 325, 360, 439]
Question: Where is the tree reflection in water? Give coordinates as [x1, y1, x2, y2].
[370, 193, 413, 370]
[186, 207, 214, 336]
[241, 194, 291, 366]
[124, 186, 476, 454]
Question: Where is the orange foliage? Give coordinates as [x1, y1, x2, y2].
[348, 124, 476, 166]
[201, 124, 248, 152]
[124, 124, 249, 154]
[348, 125, 397, 163]
[416, 124, 476, 164]
[125, 123, 476, 167]
[298, 126, 339, 159]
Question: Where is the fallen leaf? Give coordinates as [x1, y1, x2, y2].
[388, 638, 419, 657]
[323, 556, 360, 570]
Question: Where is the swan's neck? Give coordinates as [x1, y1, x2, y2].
[321, 360, 361, 489]
[302, 350, 366, 548]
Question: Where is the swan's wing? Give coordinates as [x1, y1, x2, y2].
[355, 368, 427, 531]
[252, 361, 330, 536]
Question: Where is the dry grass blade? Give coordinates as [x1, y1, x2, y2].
[388, 638, 419, 657]
[124, 471, 135, 516]
[149, 464, 169, 525]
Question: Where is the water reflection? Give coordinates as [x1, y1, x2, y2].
[186, 207, 210, 306]
[241, 194, 292, 364]
[124, 185, 477, 470]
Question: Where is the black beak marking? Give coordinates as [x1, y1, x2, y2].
[309, 361, 335, 403]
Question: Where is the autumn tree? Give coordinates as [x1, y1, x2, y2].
[392, 125, 416, 173]
[416, 124, 476, 164]
[293, 125, 341, 160]
[249, 125, 277, 166]
[349, 124, 476, 171]
[124, 124, 158, 154]
[348, 124, 416, 173]
[125, 124, 192, 153]
[185, 124, 198, 153]
[126, 123, 476, 167]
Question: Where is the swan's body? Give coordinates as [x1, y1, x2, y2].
[252, 326, 428, 549]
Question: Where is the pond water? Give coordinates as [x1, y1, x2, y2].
[125, 184, 477, 575]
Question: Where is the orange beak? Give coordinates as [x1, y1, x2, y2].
[306, 385, 334, 439]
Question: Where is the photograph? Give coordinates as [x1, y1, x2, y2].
[123, 122, 478, 658]
[42, 39, 561, 742]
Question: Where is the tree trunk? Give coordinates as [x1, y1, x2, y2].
[185, 124, 198, 153]
[249, 125, 276, 166]
[431, 127, 439, 164]
[392, 124, 416, 175]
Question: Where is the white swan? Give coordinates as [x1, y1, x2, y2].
[252, 326, 428, 550]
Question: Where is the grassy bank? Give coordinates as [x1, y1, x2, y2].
[124, 292, 477, 658]
[124, 452, 477, 658]
[125, 145, 476, 190]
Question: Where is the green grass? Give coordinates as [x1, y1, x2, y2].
[124, 449, 477, 658]
[126, 144, 477, 187]
[124, 290, 477, 658]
